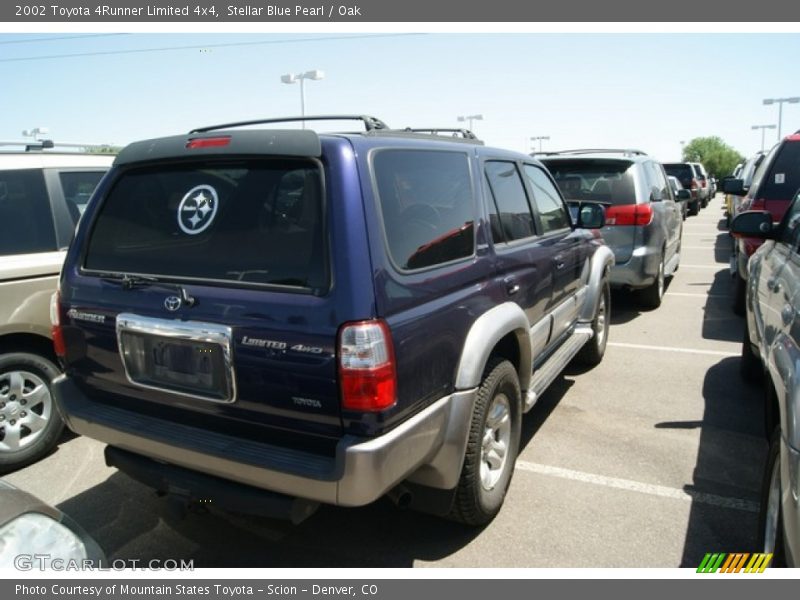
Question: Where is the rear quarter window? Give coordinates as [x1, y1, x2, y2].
[372, 149, 475, 271]
[758, 142, 800, 202]
[0, 169, 57, 256]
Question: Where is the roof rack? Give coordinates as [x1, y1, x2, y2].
[534, 148, 648, 157]
[0, 140, 117, 153]
[361, 127, 484, 145]
[190, 115, 390, 134]
[400, 128, 480, 140]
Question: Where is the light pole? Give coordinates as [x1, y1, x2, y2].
[751, 124, 777, 152]
[530, 135, 550, 153]
[679, 140, 686, 159]
[281, 70, 325, 128]
[457, 114, 483, 131]
[763, 96, 800, 141]
[22, 127, 49, 141]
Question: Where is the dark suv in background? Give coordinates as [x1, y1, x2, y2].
[52, 116, 613, 526]
[540, 150, 682, 308]
[724, 132, 800, 315]
[664, 162, 705, 215]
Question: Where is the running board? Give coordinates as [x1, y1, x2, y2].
[524, 326, 593, 412]
[666, 252, 680, 277]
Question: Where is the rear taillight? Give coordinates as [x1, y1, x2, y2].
[50, 290, 66, 358]
[604, 203, 654, 226]
[690, 178, 699, 190]
[338, 320, 396, 411]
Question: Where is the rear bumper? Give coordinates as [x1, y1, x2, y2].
[609, 245, 660, 289]
[54, 375, 473, 507]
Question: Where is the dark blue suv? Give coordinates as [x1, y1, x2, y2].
[51, 116, 613, 525]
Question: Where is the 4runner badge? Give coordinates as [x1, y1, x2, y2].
[178, 184, 218, 235]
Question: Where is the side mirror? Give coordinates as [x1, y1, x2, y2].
[730, 211, 774, 239]
[722, 178, 745, 195]
[576, 203, 605, 229]
[677, 189, 691, 200]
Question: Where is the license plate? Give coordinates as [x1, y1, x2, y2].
[117, 314, 235, 402]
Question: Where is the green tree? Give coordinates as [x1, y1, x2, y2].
[682, 137, 745, 178]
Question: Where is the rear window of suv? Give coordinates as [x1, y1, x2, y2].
[663, 163, 694, 181]
[84, 159, 327, 291]
[756, 141, 800, 202]
[541, 159, 636, 205]
[373, 149, 475, 271]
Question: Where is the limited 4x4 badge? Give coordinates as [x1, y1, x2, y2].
[178, 184, 218, 235]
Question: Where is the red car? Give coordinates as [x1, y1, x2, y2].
[724, 131, 800, 314]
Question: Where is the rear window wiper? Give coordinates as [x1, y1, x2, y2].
[101, 273, 197, 307]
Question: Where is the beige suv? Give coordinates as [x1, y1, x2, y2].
[0, 147, 112, 472]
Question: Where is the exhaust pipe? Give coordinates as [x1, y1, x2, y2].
[386, 484, 413, 509]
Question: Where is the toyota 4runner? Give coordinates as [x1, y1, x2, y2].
[52, 116, 613, 525]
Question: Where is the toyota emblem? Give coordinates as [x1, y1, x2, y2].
[164, 296, 182, 312]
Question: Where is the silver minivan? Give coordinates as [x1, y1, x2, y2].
[541, 150, 683, 308]
[537, 149, 683, 308]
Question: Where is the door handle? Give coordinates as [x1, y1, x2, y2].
[768, 277, 781, 293]
[554, 254, 566, 270]
[504, 277, 520, 296]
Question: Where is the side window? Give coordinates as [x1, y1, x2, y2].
[59, 171, 106, 223]
[0, 169, 57, 256]
[484, 161, 536, 243]
[522, 165, 570, 233]
[373, 150, 475, 271]
[645, 162, 670, 201]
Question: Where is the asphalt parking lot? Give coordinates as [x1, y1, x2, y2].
[4, 194, 768, 568]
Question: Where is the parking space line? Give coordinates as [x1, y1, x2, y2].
[665, 292, 728, 299]
[607, 342, 738, 357]
[516, 461, 758, 513]
[678, 264, 725, 269]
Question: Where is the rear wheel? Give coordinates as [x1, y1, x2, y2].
[449, 359, 521, 526]
[576, 279, 610, 367]
[639, 252, 665, 310]
[0, 353, 64, 473]
[759, 428, 787, 567]
[689, 200, 700, 216]
[733, 272, 747, 316]
[740, 318, 762, 382]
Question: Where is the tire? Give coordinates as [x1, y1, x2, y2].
[740, 318, 762, 382]
[733, 272, 747, 316]
[639, 252, 665, 310]
[0, 353, 65, 473]
[576, 279, 610, 367]
[449, 358, 521, 526]
[689, 200, 700, 216]
[759, 428, 787, 567]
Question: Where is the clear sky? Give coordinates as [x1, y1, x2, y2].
[2, 32, 799, 167]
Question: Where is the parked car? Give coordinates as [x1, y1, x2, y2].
[724, 152, 766, 228]
[51, 116, 614, 526]
[0, 479, 105, 567]
[668, 175, 691, 220]
[664, 162, 703, 215]
[723, 132, 800, 315]
[732, 188, 800, 566]
[691, 162, 712, 207]
[0, 144, 111, 472]
[540, 149, 682, 309]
